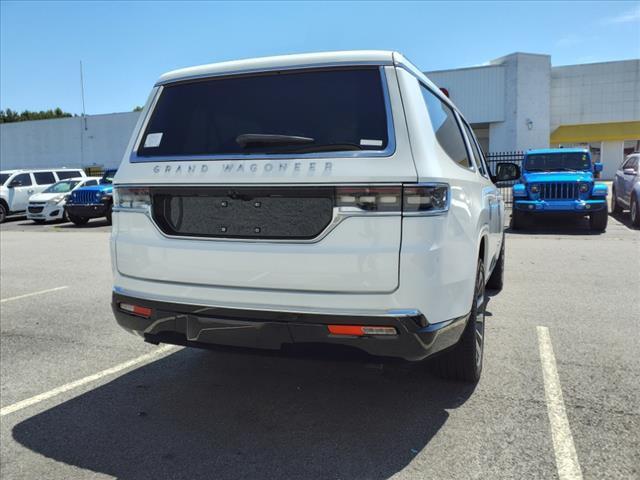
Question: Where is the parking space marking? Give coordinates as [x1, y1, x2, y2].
[0, 286, 69, 304]
[0, 345, 177, 417]
[537, 326, 583, 480]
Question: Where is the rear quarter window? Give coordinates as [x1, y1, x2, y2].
[420, 85, 472, 170]
[137, 67, 390, 158]
[34, 171, 56, 185]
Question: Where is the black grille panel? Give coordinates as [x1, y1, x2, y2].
[151, 187, 334, 240]
[72, 190, 100, 205]
[539, 182, 579, 200]
[28, 206, 44, 213]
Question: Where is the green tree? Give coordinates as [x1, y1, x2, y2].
[0, 108, 75, 123]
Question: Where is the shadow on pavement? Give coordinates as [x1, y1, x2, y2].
[610, 210, 637, 230]
[13, 347, 474, 480]
[56, 218, 111, 229]
[505, 212, 606, 235]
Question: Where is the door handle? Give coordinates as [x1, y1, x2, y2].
[28, 189, 34, 194]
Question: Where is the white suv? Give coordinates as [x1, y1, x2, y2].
[0, 168, 86, 222]
[111, 51, 519, 382]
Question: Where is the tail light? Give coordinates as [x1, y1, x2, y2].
[113, 187, 151, 211]
[335, 184, 449, 216]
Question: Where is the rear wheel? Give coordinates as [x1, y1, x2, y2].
[486, 234, 504, 291]
[589, 209, 608, 231]
[0, 203, 7, 223]
[611, 187, 622, 214]
[69, 214, 89, 226]
[631, 195, 640, 228]
[430, 257, 485, 383]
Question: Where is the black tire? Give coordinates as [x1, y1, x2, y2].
[69, 214, 89, 226]
[511, 209, 524, 230]
[430, 257, 485, 383]
[0, 203, 7, 223]
[589, 209, 608, 232]
[611, 187, 622, 214]
[105, 209, 112, 225]
[631, 194, 640, 228]
[486, 235, 504, 291]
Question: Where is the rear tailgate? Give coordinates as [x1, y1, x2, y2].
[114, 64, 416, 293]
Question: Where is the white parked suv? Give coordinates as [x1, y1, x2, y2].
[111, 51, 519, 382]
[0, 168, 86, 222]
[27, 176, 101, 223]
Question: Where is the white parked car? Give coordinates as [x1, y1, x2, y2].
[110, 51, 519, 383]
[27, 177, 101, 223]
[0, 168, 86, 222]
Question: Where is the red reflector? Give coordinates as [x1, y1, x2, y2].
[119, 303, 152, 318]
[328, 325, 365, 336]
[328, 325, 397, 336]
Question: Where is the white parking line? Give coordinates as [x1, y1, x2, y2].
[0, 286, 69, 303]
[537, 326, 583, 480]
[0, 345, 177, 417]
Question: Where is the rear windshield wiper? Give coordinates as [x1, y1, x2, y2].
[236, 133, 315, 148]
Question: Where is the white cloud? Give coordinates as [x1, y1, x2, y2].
[603, 5, 640, 24]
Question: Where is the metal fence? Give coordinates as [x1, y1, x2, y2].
[486, 151, 524, 207]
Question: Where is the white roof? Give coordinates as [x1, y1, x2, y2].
[157, 50, 397, 85]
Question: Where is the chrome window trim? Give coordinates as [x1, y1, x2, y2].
[129, 67, 396, 163]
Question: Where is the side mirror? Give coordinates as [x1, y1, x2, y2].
[623, 168, 637, 176]
[593, 162, 603, 173]
[8, 179, 22, 188]
[492, 162, 521, 183]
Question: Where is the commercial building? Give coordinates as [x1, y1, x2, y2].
[427, 52, 639, 179]
[1, 52, 638, 179]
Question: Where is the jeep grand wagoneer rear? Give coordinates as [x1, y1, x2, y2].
[112, 51, 513, 382]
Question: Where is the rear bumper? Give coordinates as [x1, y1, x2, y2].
[65, 203, 110, 218]
[112, 291, 468, 362]
[514, 199, 606, 213]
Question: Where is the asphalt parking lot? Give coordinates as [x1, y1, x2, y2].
[0, 212, 638, 479]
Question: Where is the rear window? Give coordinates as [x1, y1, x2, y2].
[57, 170, 83, 180]
[137, 68, 390, 157]
[34, 171, 56, 185]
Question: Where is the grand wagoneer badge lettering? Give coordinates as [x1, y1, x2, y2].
[152, 161, 332, 175]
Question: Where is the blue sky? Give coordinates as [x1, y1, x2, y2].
[1, 1, 638, 115]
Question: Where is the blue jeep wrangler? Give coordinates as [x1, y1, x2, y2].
[511, 148, 608, 231]
[65, 169, 116, 226]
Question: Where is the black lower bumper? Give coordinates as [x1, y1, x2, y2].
[65, 203, 110, 219]
[112, 292, 468, 362]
